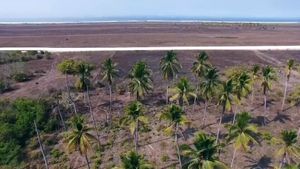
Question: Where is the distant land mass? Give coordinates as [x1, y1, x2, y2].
[0, 16, 300, 24]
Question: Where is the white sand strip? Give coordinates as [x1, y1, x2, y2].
[1, 46, 300, 52]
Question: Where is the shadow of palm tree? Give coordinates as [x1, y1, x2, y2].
[270, 112, 291, 123]
[182, 127, 197, 139]
[221, 113, 234, 123]
[251, 116, 269, 126]
[244, 155, 272, 169]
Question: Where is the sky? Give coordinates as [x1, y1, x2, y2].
[1, 0, 300, 20]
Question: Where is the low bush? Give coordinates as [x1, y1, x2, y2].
[13, 73, 31, 82]
[0, 80, 10, 93]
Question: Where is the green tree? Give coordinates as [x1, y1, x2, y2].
[277, 130, 300, 169]
[226, 112, 259, 168]
[169, 78, 197, 107]
[57, 59, 78, 114]
[216, 79, 234, 142]
[180, 132, 228, 169]
[101, 58, 119, 123]
[261, 65, 277, 124]
[75, 61, 93, 91]
[191, 51, 211, 110]
[232, 71, 251, 123]
[65, 116, 97, 169]
[128, 61, 153, 101]
[121, 101, 148, 151]
[250, 64, 260, 103]
[114, 151, 153, 169]
[200, 67, 220, 126]
[159, 104, 189, 168]
[160, 51, 182, 104]
[282, 59, 295, 111]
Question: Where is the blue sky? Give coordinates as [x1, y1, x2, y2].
[1, 0, 300, 20]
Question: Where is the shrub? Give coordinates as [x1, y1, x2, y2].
[0, 80, 10, 93]
[13, 73, 30, 82]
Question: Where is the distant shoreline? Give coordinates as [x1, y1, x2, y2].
[0, 20, 299, 25]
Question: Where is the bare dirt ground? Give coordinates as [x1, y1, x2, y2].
[1, 50, 300, 169]
[1, 23, 300, 47]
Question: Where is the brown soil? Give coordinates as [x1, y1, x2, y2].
[1, 23, 300, 47]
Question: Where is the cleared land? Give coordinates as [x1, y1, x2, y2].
[1, 50, 300, 168]
[0, 23, 300, 47]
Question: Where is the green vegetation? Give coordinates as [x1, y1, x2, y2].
[0, 51, 51, 64]
[1, 51, 300, 169]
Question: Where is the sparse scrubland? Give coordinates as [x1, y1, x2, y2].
[0, 50, 299, 169]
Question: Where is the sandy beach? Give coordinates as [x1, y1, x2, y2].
[0, 22, 300, 47]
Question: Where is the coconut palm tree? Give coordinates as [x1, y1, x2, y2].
[282, 59, 295, 111]
[216, 79, 234, 142]
[159, 104, 189, 169]
[76, 61, 93, 91]
[232, 71, 251, 123]
[261, 65, 277, 124]
[160, 51, 182, 104]
[191, 51, 211, 79]
[287, 85, 300, 138]
[128, 61, 153, 101]
[226, 112, 259, 168]
[65, 116, 97, 169]
[121, 101, 148, 151]
[191, 51, 211, 110]
[169, 78, 197, 108]
[101, 58, 119, 123]
[200, 67, 220, 126]
[250, 64, 260, 103]
[114, 151, 153, 169]
[180, 132, 228, 169]
[57, 59, 78, 114]
[277, 130, 300, 169]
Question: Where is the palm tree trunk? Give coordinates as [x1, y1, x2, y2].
[86, 85, 101, 147]
[85, 154, 91, 169]
[232, 104, 238, 124]
[109, 84, 112, 124]
[279, 153, 286, 169]
[193, 85, 199, 112]
[166, 84, 169, 104]
[134, 120, 139, 152]
[202, 100, 208, 127]
[216, 105, 225, 143]
[251, 84, 255, 104]
[230, 148, 237, 169]
[56, 100, 66, 130]
[264, 93, 267, 125]
[175, 123, 182, 169]
[281, 79, 288, 111]
[34, 120, 49, 169]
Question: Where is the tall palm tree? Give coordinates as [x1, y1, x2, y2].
[57, 59, 78, 114]
[128, 61, 153, 101]
[191, 51, 211, 78]
[160, 51, 182, 104]
[261, 65, 277, 124]
[114, 151, 153, 169]
[226, 112, 259, 168]
[282, 59, 295, 111]
[250, 64, 260, 103]
[65, 116, 97, 169]
[160, 104, 189, 169]
[180, 132, 228, 169]
[101, 58, 119, 123]
[216, 79, 234, 142]
[232, 71, 251, 123]
[277, 130, 300, 169]
[121, 101, 148, 151]
[192, 51, 211, 110]
[169, 78, 197, 107]
[200, 67, 220, 125]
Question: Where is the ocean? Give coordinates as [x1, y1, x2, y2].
[0, 17, 299, 24]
